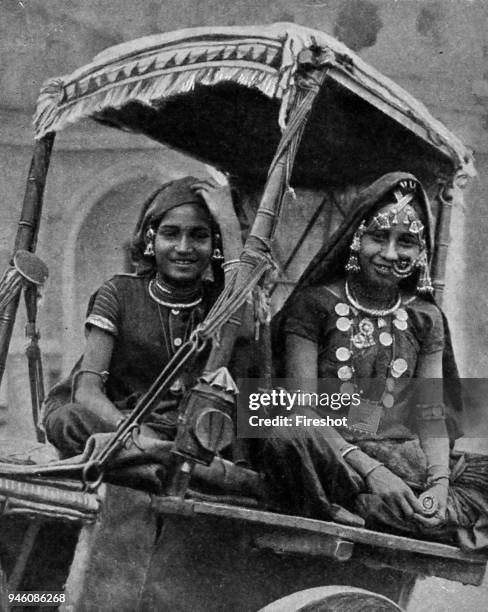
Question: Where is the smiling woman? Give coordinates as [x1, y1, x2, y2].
[41, 176, 242, 489]
[256, 172, 488, 550]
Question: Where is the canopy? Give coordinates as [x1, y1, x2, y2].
[34, 23, 474, 188]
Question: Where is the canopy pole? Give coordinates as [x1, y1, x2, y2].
[0, 134, 55, 388]
[432, 169, 469, 307]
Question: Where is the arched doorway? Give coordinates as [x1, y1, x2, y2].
[65, 176, 161, 367]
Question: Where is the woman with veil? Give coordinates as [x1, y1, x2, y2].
[258, 172, 488, 551]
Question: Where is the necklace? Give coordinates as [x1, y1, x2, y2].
[345, 280, 401, 317]
[333, 292, 410, 433]
[149, 279, 203, 309]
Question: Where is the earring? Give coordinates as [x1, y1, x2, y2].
[212, 247, 224, 261]
[144, 227, 155, 257]
[416, 252, 434, 295]
[345, 223, 365, 274]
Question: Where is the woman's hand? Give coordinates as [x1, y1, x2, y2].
[191, 178, 240, 234]
[413, 483, 448, 528]
[366, 465, 424, 519]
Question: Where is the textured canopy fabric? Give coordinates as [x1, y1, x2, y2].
[33, 23, 474, 188]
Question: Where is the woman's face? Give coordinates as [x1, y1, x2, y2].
[358, 204, 422, 289]
[154, 203, 213, 285]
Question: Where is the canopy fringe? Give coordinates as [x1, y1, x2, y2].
[34, 65, 280, 138]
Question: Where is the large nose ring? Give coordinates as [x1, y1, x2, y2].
[392, 257, 415, 278]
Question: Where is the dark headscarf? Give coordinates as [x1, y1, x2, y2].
[131, 176, 222, 282]
[274, 172, 463, 439]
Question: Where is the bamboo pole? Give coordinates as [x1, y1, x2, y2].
[431, 173, 460, 307]
[0, 134, 55, 388]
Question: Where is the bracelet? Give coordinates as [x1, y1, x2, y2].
[363, 463, 385, 480]
[427, 475, 450, 488]
[71, 369, 109, 402]
[341, 445, 359, 459]
[427, 465, 450, 481]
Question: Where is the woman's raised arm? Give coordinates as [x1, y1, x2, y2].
[191, 178, 243, 260]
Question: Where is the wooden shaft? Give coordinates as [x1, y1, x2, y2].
[432, 180, 455, 307]
[0, 134, 55, 388]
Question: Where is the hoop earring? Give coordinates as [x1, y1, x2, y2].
[345, 222, 365, 274]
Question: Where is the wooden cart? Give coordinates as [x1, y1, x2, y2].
[0, 23, 483, 611]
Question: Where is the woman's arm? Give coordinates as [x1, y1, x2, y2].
[287, 333, 424, 518]
[191, 178, 243, 260]
[74, 327, 123, 429]
[412, 350, 450, 526]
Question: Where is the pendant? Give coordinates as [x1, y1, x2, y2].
[379, 331, 393, 346]
[173, 337, 183, 347]
[382, 393, 395, 409]
[171, 309, 180, 316]
[336, 317, 352, 332]
[352, 318, 375, 349]
[393, 319, 408, 331]
[338, 365, 353, 380]
[359, 318, 375, 336]
[335, 303, 350, 316]
[352, 332, 369, 349]
[385, 377, 395, 392]
[336, 347, 351, 362]
[395, 308, 408, 321]
[377, 318, 387, 328]
[391, 357, 408, 377]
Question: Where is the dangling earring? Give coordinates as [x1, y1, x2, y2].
[345, 222, 365, 274]
[416, 251, 434, 295]
[212, 247, 224, 261]
[144, 227, 155, 257]
[212, 233, 224, 261]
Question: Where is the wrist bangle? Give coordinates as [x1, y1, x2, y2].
[428, 475, 450, 488]
[341, 445, 359, 459]
[363, 463, 385, 480]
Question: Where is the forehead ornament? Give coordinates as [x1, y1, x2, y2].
[368, 190, 424, 237]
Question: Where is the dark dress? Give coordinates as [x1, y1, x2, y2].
[257, 283, 488, 551]
[43, 273, 217, 458]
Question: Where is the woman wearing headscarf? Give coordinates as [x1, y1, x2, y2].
[258, 172, 488, 550]
[43, 176, 242, 462]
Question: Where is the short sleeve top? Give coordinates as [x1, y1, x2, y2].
[280, 284, 445, 440]
[45, 274, 217, 411]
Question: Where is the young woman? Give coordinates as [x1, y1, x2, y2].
[259, 172, 488, 550]
[43, 176, 242, 462]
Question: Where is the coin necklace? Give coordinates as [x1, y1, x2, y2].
[335, 284, 410, 411]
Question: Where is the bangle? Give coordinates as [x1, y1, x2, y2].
[341, 445, 359, 459]
[428, 475, 450, 488]
[222, 259, 241, 270]
[363, 463, 385, 480]
[71, 369, 109, 402]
